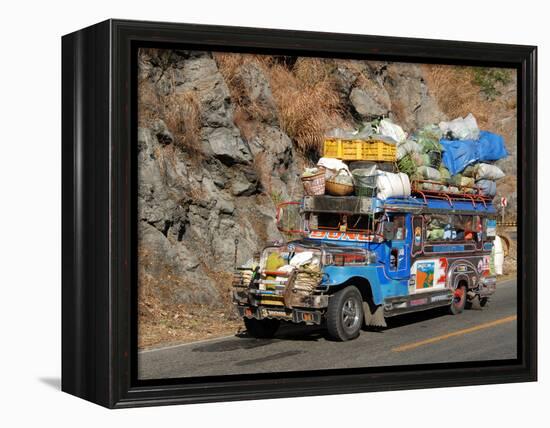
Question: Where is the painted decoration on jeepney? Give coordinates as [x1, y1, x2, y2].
[308, 230, 375, 242]
[416, 262, 435, 289]
[414, 226, 422, 245]
[478, 255, 491, 276]
[437, 257, 448, 285]
[410, 258, 447, 293]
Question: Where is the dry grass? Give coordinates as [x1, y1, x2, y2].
[138, 75, 202, 156]
[215, 53, 348, 156]
[252, 151, 272, 193]
[232, 106, 261, 143]
[138, 294, 241, 349]
[214, 53, 275, 125]
[293, 57, 334, 86]
[422, 64, 492, 127]
[138, 248, 242, 349]
[268, 62, 346, 155]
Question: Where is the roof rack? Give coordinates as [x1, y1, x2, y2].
[410, 179, 492, 208]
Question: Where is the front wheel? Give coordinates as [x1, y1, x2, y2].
[243, 317, 280, 338]
[326, 286, 364, 341]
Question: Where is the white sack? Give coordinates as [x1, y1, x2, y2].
[396, 140, 422, 160]
[289, 252, 314, 267]
[378, 119, 407, 143]
[475, 163, 505, 181]
[376, 172, 411, 200]
[317, 157, 350, 178]
[417, 166, 441, 181]
[439, 113, 480, 140]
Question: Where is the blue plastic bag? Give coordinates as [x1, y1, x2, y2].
[440, 139, 478, 175]
[440, 131, 508, 175]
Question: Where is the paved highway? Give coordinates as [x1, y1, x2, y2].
[138, 278, 517, 380]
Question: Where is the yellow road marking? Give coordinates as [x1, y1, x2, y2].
[392, 315, 517, 352]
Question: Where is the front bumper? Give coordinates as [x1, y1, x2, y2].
[236, 304, 324, 325]
[232, 288, 329, 309]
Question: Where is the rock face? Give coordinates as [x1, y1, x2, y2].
[137, 48, 514, 308]
[138, 49, 291, 305]
[332, 59, 446, 131]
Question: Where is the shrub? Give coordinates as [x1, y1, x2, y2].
[471, 67, 513, 100]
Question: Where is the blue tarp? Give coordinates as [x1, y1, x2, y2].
[440, 131, 508, 175]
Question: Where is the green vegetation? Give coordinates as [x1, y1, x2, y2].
[270, 190, 284, 206]
[471, 67, 513, 100]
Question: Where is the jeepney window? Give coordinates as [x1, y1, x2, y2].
[316, 213, 374, 232]
[391, 215, 406, 240]
[348, 215, 374, 232]
[316, 213, 340, 230]
[425, 214, 482, 242]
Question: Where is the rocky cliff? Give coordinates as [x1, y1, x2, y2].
[137, 48, 517, 347]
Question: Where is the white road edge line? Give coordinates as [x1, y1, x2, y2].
[139, 278, 516, 354]
[139, 334, 237, 354]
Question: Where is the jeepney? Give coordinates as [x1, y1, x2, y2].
[232, 190, 498, 341]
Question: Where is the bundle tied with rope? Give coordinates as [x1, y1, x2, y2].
[293, 265, 324, 292]
[283, 263, 324, 308]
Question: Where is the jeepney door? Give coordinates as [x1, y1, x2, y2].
[384, 214, 411, 279]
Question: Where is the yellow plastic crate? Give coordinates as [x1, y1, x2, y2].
[323, 138, 397, 161]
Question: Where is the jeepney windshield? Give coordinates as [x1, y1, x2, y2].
[312, 212, 377, 233]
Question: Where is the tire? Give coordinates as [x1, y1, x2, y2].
[466, 295, 488, 310]
[243, 317, 280, 338]
[326, 286, 364, 341]
[449, 284, 467, 315]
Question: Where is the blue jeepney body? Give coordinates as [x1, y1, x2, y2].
[304, 196, 497, 306]
[233, 194, 498, 324]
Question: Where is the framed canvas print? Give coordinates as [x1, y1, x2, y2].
[62, 19, 537, 408]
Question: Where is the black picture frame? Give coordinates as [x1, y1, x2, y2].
[62, 19, 537, 408]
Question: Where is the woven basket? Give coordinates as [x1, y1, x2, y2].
[326, 169, 354, 196]
[301, 170, 326, 196]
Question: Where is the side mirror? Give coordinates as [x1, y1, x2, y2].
[382, 222, 396, 241]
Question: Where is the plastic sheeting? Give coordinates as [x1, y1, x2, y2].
[379, 119, 407, 143]
[477, 131, 509, 161]
[376, 172, 411, 200]
[440, 131, 508, 175]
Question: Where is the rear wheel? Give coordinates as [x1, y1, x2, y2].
[243, 317, 280, 338]
[449, 283, 467, 315]
[327, 286, 364, 341]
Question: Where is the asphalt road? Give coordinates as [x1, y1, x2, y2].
[138, 278, 517, 380]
